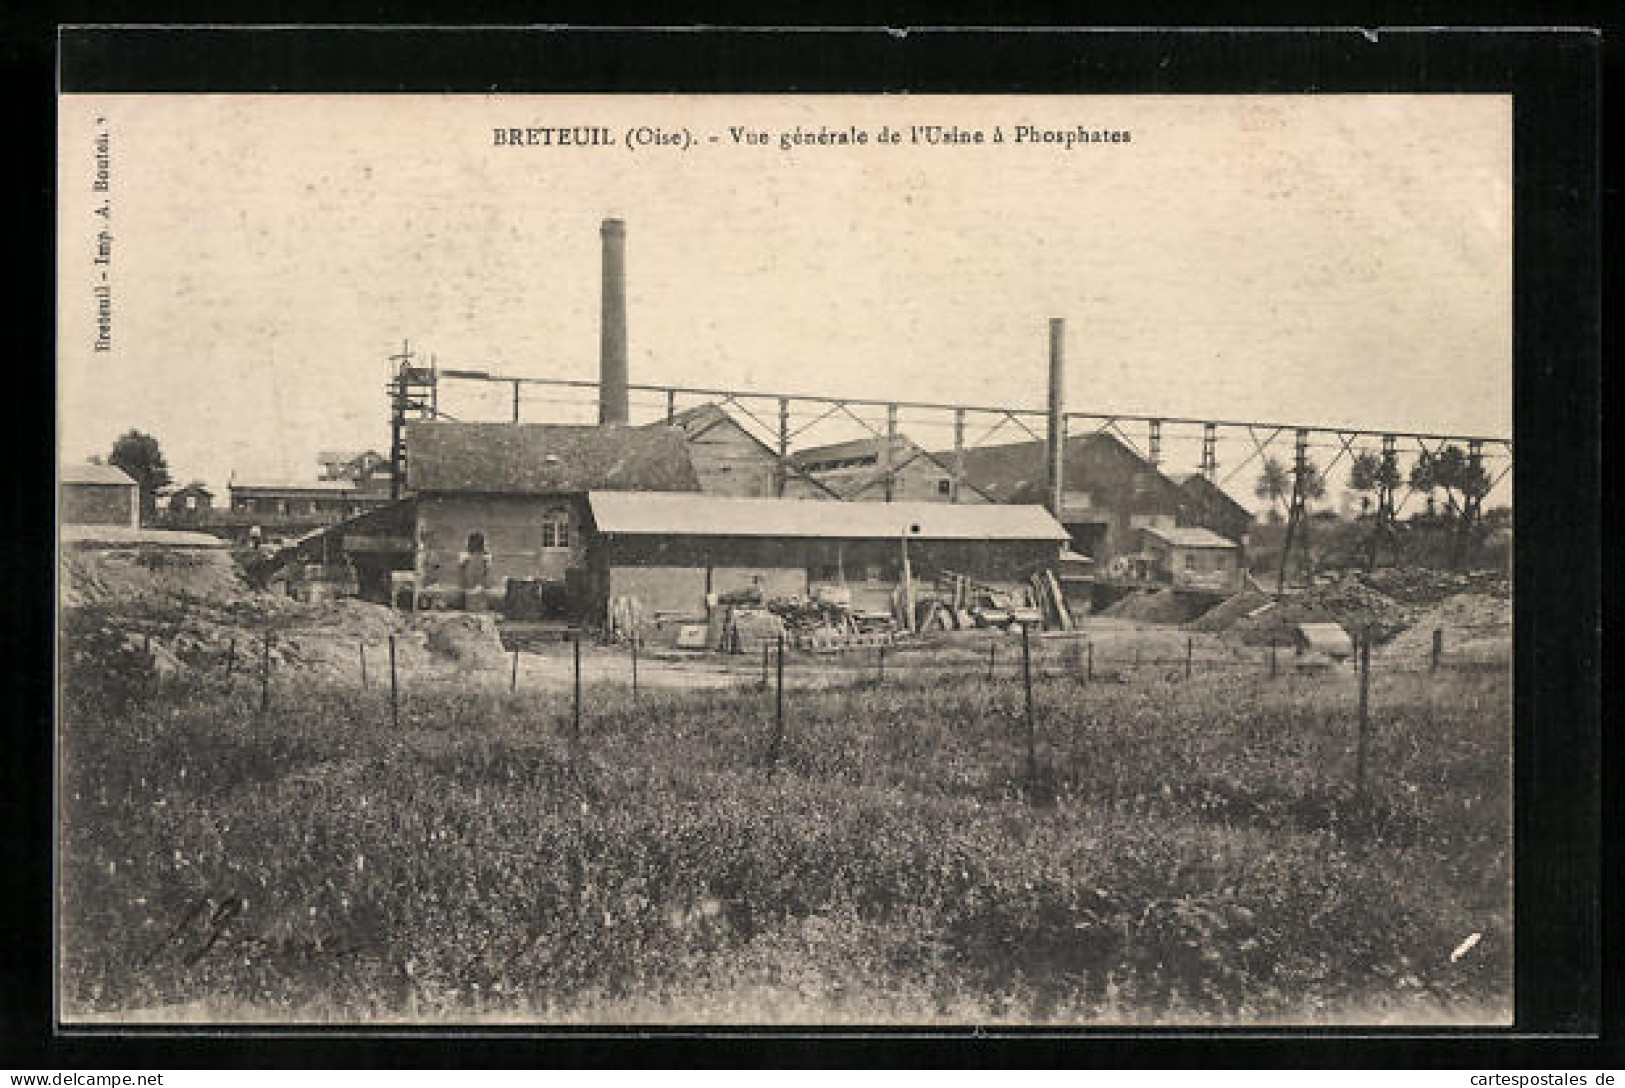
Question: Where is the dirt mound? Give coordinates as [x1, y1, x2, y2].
[1381, 593, 1511, 664]
[1187, 590, 1272, 633]
[419, 613, 508, 670]
[1228, 575, 1416, 647]
[289, 598, 411, 640]
[60, 546, 248, 608]
[1102, 589, 1210, 625]
[1359, 568, 1511, 608]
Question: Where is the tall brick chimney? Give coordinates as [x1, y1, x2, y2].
[598, 218, 629, 425]
[1047, 317, 1066, 518]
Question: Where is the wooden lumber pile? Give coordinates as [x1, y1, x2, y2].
[1026, 569, 1074, 631]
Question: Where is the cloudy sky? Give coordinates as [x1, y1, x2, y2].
[57, 94, 1511, 503]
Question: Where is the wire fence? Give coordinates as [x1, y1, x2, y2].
[84, 616, 1510, 806]
[162, 618, 1512, 717]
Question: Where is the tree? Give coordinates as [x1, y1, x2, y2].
[1409, 444, 1491, 524]
[1297, 458, 1328, 505]
[1410, 443, 1494, 569]
[1257, 453, 1327, 518]
[1350, 450, 1404, 569]
[1254, 456, 1291, 508]
[108, 429, 172, 523]
[1348, 450, 1401, 502]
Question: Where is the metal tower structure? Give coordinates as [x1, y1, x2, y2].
[386, 340, 438, 501]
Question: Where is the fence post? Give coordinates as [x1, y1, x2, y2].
[1431, 628, 1443, 673]
[1269, 639, 1278, 678]
[988, 640, 996, 681]
[388, 634, 398, 730]
[1086, 639, 1093, 683]
[769, 632, 786, 772]
[510, 647, 519, 693]
[1021, 623, 1037, 791]
[877, 645, 885, 684]
[631, 634, 639, 703]
[225, 637, 236, 682]
[359, 643, 369, 690]
[572, 634, 582, 740]
[260, 628, 272, 713]
[762, 642, 770, 686]
[1186, 636, 1193, 679]
[1356, 628, 1371, 797]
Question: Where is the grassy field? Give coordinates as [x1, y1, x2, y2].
[58, 654, 1512, 1025]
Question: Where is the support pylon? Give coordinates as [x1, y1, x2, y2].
[1276, 429, 1312, 597]
[1364, 435, 1400, 571]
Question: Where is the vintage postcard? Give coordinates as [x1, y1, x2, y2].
[57, 91, 1513, 1027]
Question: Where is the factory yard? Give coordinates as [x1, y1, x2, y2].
[58, 538, 1510, 700]
[57, 537, 1512, 1025]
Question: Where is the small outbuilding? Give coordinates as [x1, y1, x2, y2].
[60, 461, 140, 527]
[165, 482, 215, 519]
[1139, 525, 1244, 592]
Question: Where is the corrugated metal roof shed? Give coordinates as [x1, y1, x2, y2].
[61, 462, 136, 486]
[406, 421, 699, 495]
[588, 490, 1069, 541]
[1143, 525, 1239, 549]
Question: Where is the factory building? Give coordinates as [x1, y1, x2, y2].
[1172, 472, 1254, 554]
[938, 430, 1194, 570]
[399, 420, 698, 611]
[790, 435, 991, 504]
[263, 218, 1081, 629]
[654, 404, 838, 499]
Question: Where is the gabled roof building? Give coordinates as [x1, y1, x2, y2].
[1173, 472, 1254, 550]
[649, 404, 838, 499]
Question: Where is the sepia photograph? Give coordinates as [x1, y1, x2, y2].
[55, 90, 1516, 1027]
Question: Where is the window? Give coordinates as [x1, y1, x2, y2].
[1185, 554, 1198, 572]
[184, 495, 197, 510]
[541, 508, 570, 549]
[466, 531, 487, 554]
[937, 478, 952, 497]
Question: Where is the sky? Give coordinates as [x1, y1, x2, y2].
[57, 94, 1511, 506]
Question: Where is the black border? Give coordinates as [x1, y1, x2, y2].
[8, 22, 1609, 1068]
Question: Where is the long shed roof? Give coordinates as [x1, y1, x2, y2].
[405, 421, 699, 495]
[588, 490, 1069, 541]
